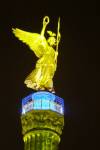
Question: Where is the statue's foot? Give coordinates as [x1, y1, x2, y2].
[39, 87, 45, 91]
[51, 89, 55, 94]
[48, 87, 55, 93]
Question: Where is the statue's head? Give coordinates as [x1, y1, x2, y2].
[47, 30, 56, 46]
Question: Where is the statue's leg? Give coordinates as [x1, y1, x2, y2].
[45, 79, 55, 93]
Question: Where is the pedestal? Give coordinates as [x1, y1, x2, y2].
[21, 91, 64, 150]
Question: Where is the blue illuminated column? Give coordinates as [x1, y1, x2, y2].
[21, 91, 64, 150]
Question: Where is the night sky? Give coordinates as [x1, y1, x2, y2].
[0, 0, 98, 150]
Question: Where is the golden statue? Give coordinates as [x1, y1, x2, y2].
[12, 16, 61, 92]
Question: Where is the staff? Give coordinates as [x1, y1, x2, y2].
[56, 17, 61, 52]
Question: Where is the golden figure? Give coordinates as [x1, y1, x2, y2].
[12, 16, 61, 92]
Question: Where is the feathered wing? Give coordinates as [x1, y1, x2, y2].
[12, 28, 48, 58]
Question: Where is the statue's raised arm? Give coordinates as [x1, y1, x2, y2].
[12, 16, 61, 92]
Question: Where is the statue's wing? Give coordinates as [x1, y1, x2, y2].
[12, 28, 48, 58]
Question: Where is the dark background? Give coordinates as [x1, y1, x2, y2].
[0, 0, 98, 150]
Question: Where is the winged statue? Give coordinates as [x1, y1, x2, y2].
[12, 16, 61, 92]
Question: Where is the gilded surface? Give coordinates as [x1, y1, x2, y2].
[12, 16, 61, 92]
